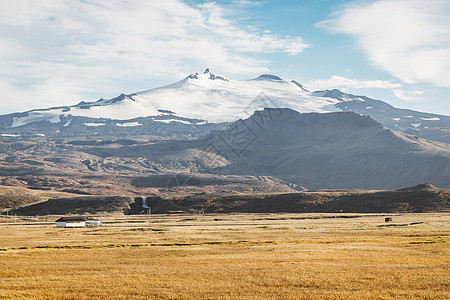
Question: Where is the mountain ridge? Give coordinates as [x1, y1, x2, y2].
[0, 69, 449, 143]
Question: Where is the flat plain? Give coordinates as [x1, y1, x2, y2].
[0, 213, 448, 299]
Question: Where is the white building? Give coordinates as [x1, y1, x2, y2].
[55, 217, 86, 228]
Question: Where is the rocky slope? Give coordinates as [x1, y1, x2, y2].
[1, 109, 449, 192]
[86, 109, 450, 190]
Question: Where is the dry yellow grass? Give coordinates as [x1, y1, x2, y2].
[0, 213, 448, 299]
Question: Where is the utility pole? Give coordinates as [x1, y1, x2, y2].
[148, 207, 151, 225]
[6, 209, 8, 228]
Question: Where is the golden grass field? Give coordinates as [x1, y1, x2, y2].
[0, 213, 448, 299]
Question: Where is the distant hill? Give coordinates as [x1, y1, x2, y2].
[8, 184, 449, 215]
[158, 184, 449, 214]
[11, 196, 135, 215]
[0, 185, 78, 211]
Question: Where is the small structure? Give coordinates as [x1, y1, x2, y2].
[89, 221, 103, 227]
[385, 217, 393, 222]
[55, 217, 86, 228]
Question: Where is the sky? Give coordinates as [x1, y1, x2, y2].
[0, 0, 449, 115]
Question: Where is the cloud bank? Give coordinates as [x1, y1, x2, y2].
[0, 0, 308, 113]
[306, 76, 401, 91]
[319, 0, 450, 87]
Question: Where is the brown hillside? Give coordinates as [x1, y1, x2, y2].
[6, 184, 449, 215]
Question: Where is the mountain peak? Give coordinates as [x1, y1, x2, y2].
[187, 69, 228, 81]
[187, 73, 199, 79]
[208, 72, 228, 81]
[312, 89, 359, 102]
[254, 74, 285, 81]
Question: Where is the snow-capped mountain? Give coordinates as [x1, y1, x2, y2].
[132, 68, 339, 123]
[0, 69, 339, 127]
[0, 69, 449, 143]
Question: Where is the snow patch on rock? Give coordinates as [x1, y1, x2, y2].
[84, 123, 106, 127]
[420, 117, 440, 121]
[153, 119, 192, 125]
[116, 122, 143, 127]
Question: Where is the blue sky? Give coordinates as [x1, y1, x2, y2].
[0, 0, 449, 115]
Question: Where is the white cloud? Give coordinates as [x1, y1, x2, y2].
[0, 0, 308, 113]
[306, 75, 402, 91]
[233, 0, 262, 7]
[319, 0, 450, 87]
[392, 89, 424, 101]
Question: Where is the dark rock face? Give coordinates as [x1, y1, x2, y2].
[205, 109, 450, 189]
